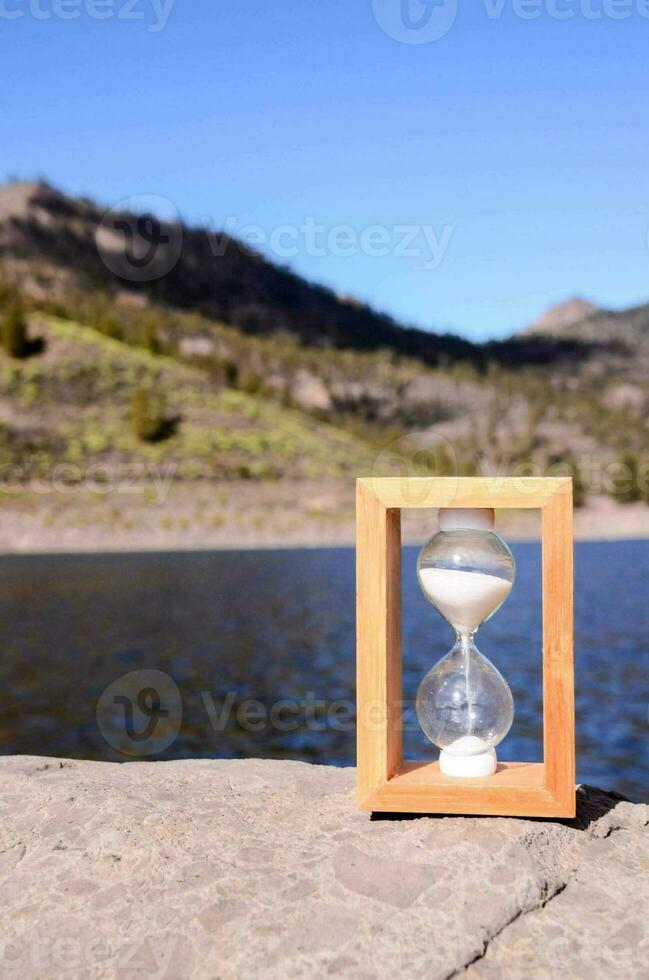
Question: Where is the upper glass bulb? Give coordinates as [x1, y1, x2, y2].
[417, 517, 515, 635]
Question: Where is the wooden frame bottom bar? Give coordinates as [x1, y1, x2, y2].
[362, 762, 571, 818]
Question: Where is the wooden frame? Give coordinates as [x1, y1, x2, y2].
[356, 477, 575, 818]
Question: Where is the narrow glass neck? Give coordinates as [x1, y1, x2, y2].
[455, 630, 476, 649]
[448, 633, 479, 669]
[452, 633, 476, 738]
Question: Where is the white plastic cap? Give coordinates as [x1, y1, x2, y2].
[438, 507, 495, 532]
[439, 746, 497, 777]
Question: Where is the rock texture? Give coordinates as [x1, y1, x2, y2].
[528, 298, 600, 335]
[0, 757, 647, 979]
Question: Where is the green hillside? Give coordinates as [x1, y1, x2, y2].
[0, 180, 647, 511]
[0, 316, 376, 482]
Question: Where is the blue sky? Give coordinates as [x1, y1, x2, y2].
[3, 0, 649, 339]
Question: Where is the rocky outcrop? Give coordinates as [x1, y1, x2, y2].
[290, 369, 332, 412]
[528, 298, 600, 335]
[0, 757, 646, 978]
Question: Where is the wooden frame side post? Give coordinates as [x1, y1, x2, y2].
[542, 488, 576, 815]
[356, 482, 402, 808]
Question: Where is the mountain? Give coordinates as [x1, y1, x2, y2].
[0, 181, 478, 365]
[530, 295, 649, 351]
[524, 296, 649, 387]
[0, 179, 647, 506]
[0, 181, 597, 369]
[528, 298, 600, 335]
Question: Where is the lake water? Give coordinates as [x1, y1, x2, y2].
[1, 542, 647, 802]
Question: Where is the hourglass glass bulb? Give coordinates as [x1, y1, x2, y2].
[415, 508, 516, 777]
[417, 510, 515, 634]
[416, 636, 514, 776]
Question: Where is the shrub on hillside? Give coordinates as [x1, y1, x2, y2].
[238, 368, 264, 395]
[0, 291, 45, 359]
[144, 322, 162, 355]
[130, 386, 177, 443]
[1, 296, 29, 358]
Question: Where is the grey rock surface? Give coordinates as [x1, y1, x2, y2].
[0, 756, 647, 979]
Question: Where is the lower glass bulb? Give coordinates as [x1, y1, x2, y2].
[416, 634, 514, 776]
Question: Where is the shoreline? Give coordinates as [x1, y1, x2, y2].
[2, 530, 649, 557]
[0, 481, 648, 554]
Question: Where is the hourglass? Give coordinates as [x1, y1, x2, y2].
[416, 508, 515, 777]
[356, 476, 575, 817]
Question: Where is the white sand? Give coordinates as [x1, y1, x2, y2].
[418, 567, 512, 634]
[443, 735, 491, 757]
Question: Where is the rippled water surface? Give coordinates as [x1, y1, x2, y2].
[1, 542, 647, 801]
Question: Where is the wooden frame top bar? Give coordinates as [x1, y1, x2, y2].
[358, 476, 572, 510]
